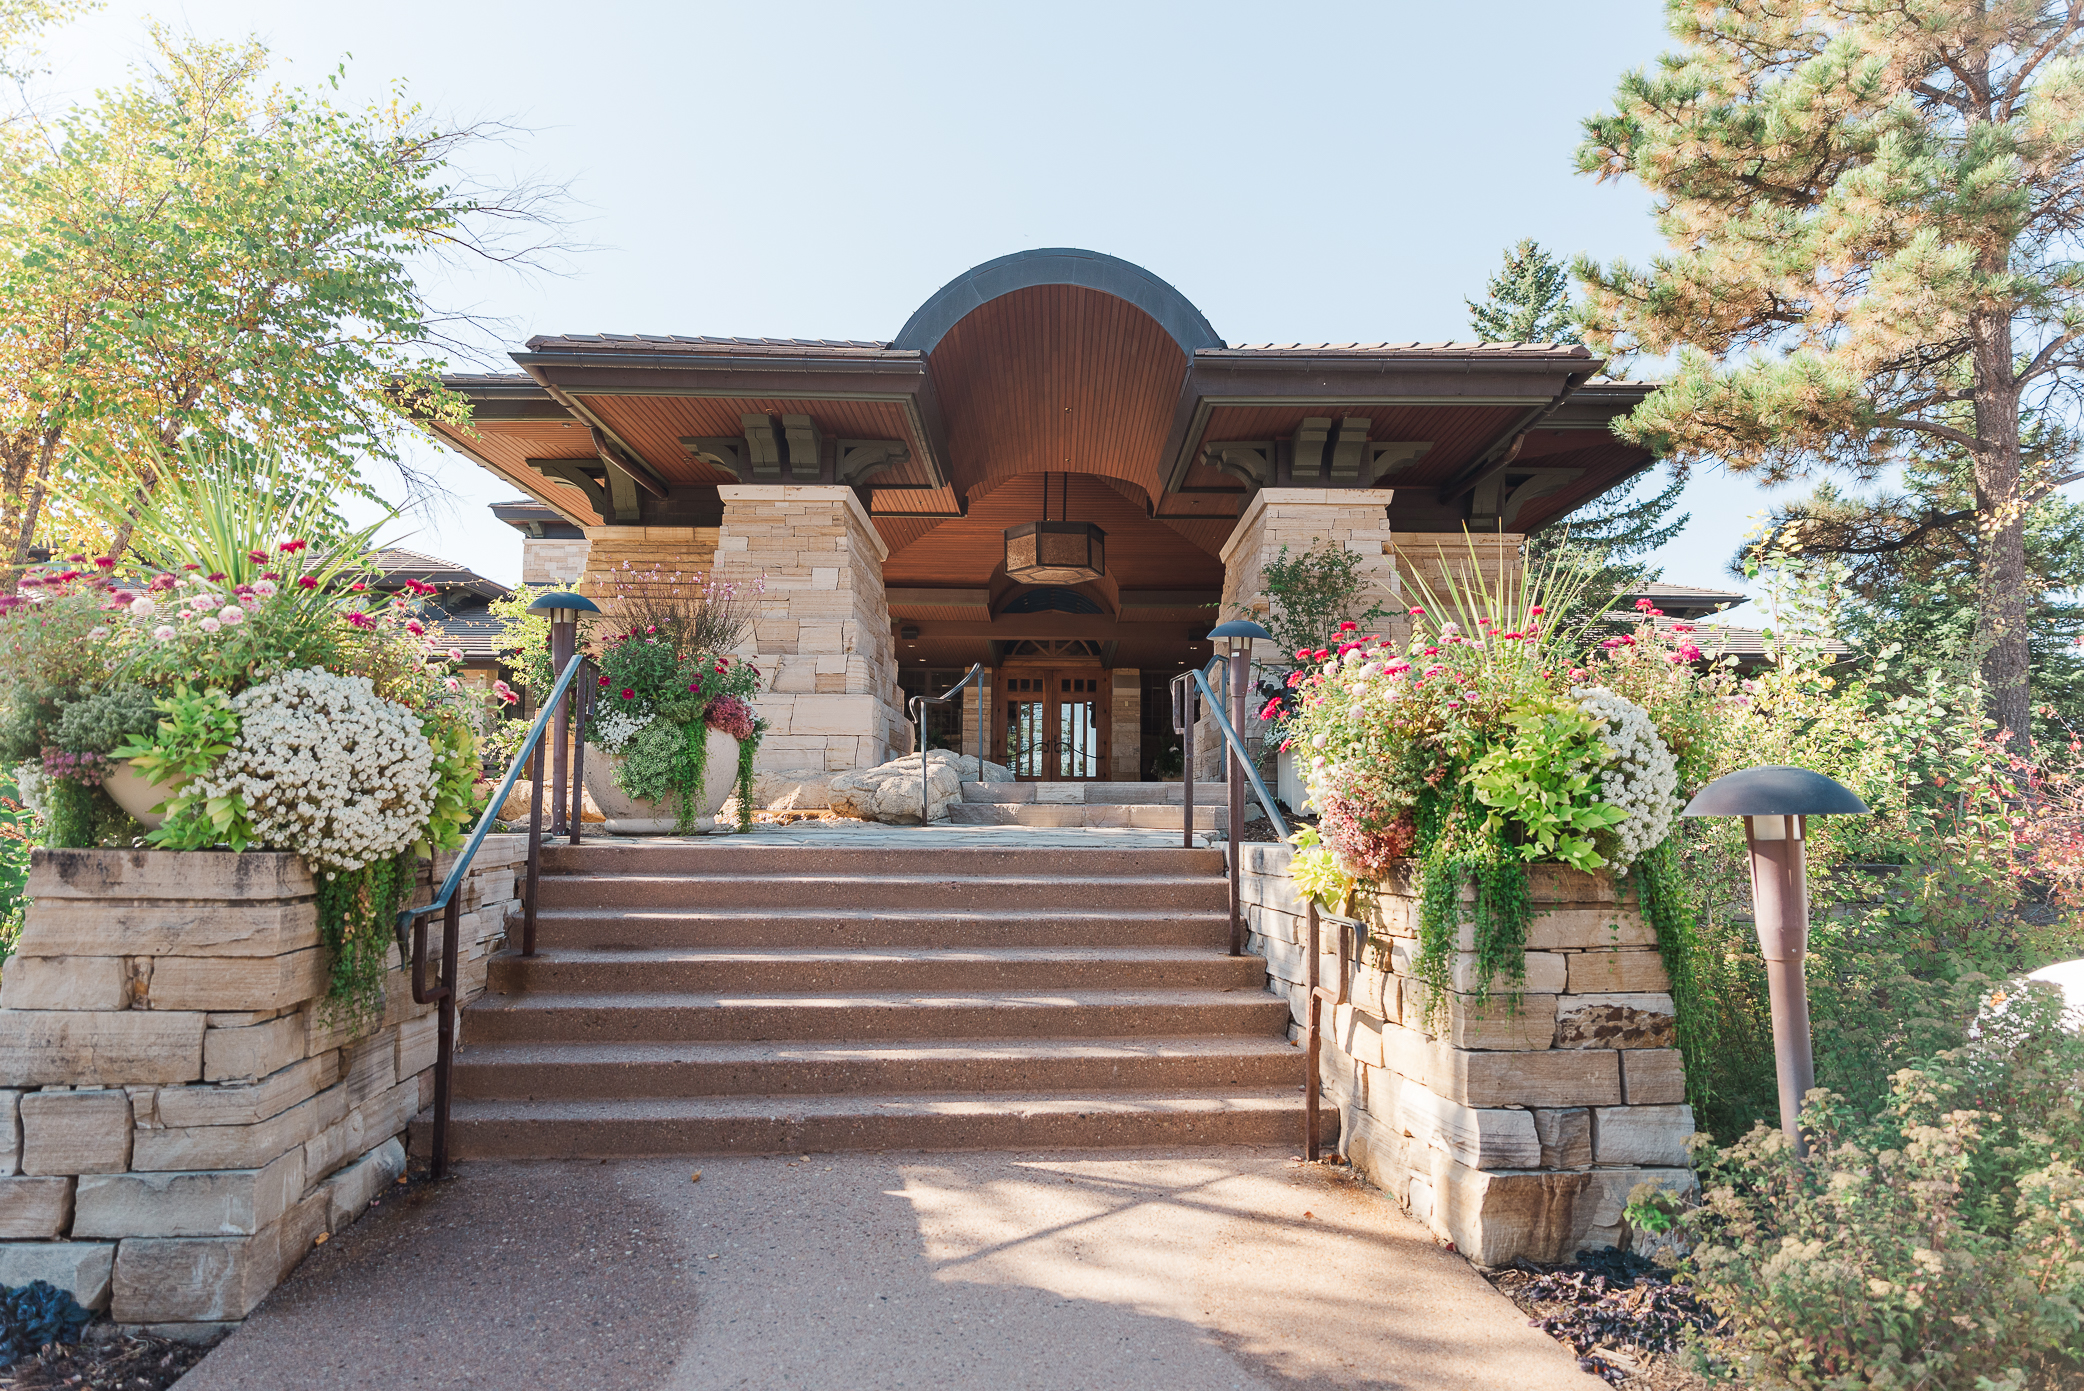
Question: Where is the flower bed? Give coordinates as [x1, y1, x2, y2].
[1275, 559, 1726, 1056]
[0, 453, 480, 1024]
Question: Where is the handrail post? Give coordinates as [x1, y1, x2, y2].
[1227, 644, 1249, 956]
[569, 659, 588, 848]
[433, 896, 459, 1177]
[1306, 898, 1321, 1161]
[548, 623, 575, 836]
[523, 737, 545, 959]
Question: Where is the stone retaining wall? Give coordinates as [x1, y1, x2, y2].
[1240, 843, 1696, 1266]
[0, 839, 524, 1335]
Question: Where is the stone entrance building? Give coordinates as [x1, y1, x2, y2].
[430, 248, 1658, 782]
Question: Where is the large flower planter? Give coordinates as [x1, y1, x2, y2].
[101, 764, 185, 829]
[583, 728, 738, 834]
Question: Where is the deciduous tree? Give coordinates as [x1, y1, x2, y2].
[0, 16, 564, 564]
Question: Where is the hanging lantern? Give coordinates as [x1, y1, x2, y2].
[1004, 474, 1105, 585]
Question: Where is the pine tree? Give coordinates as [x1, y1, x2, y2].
[1575, 2, 2084, 741]
[1469, 239, 1689, 593]
[1467, 239, 1581, 344]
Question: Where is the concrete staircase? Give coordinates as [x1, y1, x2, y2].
[947, 781, 1263, 830]
[426, 843, 1308, 1158]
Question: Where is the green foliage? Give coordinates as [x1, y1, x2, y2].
[113, 686, 237, 787]
[0, 574, 118, 763]
[1468, 698, 1628, 870]
[1467, 238, 1581, 345]
[313, 851, 412, 1031]
[1241, 542, 1389, 659]
[734, 731, 758, 835]
[51, 683, 156, 756]
[1683, 991, 2084, 1391]
[1287, 825, 1357, 913]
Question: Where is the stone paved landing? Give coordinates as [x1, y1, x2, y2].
[179, 1150, 1600, 1391]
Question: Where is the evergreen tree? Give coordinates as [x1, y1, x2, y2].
[1576, 2, 2084, 741]
[1469, 239, 1689, 594]
[1467, 239, 1581, 344]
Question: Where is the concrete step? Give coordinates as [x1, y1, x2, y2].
[417, 1089, 1322, 1158]
[486, 946, 1266, 995]
[539, 844, 1226, 876]
[960, 782, 1228, 806]
[463, 987, 1294, 1044]
[524, 906, 1233, 951]
[451, 1035, 1303, 1100]
[946, 803, 1236, 829]
[535, 872, 1228, 912]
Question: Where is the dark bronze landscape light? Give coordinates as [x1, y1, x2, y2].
[1682, 764, 1870, 1155]
[525, 592, 600, 836]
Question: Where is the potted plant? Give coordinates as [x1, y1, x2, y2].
[0, 446, 482, 1025]
[498, 566, 767, 835]
[1273, 542, 1727, 1019]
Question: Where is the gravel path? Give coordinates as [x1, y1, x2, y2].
[179, 1148, 1597, 1391]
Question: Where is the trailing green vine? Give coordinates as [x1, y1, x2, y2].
[1627, 841, 1708, 1108]
[734, 725, 761, 834]
[1412, 781, 1534, 1028]
[315, 849, 413, 1030]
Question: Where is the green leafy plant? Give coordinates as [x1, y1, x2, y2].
[1468, 698, 1627, 870]
[52, 684, 159, 756]
[1682, 987, 2084, 1391]
[1241, 541, 1390, 658]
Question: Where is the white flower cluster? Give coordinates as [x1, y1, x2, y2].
[590, 706, 653, 752]
[1573, 684, 1681, 869]
[13, 761, 44, 819]
[201, 667, 434, 871]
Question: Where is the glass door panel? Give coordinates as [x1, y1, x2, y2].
[1056, 675, 1101, 779]
[1003, 673, 1049, 778]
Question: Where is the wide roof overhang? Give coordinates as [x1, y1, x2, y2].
[429, 249, 1659, 568]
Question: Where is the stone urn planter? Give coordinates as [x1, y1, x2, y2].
[582, 727, 738, 834]
[101, 764, 184, 829]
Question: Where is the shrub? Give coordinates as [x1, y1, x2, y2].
[1683, 988, 2084, 1390]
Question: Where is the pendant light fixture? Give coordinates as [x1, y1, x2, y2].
[1003, 472, 1106, 585]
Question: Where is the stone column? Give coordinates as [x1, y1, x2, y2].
[714, 485, 902, 775]
[1390, 532, 1527, 625]
[1207, 489, 1401, 774]
[573, 526, 721, 602]
[1110, 670, 1141, 781]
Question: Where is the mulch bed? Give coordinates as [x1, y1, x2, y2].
[1485, 1246, 1726, 1390]
[0, 1331, 216, 1391]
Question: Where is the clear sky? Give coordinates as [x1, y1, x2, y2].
[39, 0, 1806, 616]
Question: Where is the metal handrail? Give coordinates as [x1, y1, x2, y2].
[905, 663, 984, 825]
[1189, 666, 1289, 843]
[394, 647, 592, 1180]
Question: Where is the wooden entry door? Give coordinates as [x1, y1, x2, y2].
[998, 669, 1109, 780]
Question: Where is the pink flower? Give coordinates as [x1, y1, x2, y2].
[1408, 607, 1424, 616]
[93, 556, 114, 570]
[345, 612, 377, 630]
[218, 605, 244, 625]
[444, 678, 461, 693]
[1337, 621, 1357, 632]
[247, 549, 268, 564]
[128, 596, 154, 616]
[87, 626, 109, 640]
[152, 625, 175, 641]
[251, 579, 277, 597]
[405, 619, 426, 636]
[297, 576, 318, 590]
[198, 616, 221, 634]
[448, 648, 464, 661]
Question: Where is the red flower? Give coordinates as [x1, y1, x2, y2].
[1337, 621, 1357, 632]
[280, 540, 308, 554]
[1530, 606, 1545, 617]
[349, 582, 366, 593]
[206, 572, 226, 583]
[345, 612, 376, 630]
[93, 556, 114, 570]
[246, 550, 268, 564]
[297, 575, 318, 590]
[713, 662, 727, 673]
[1635, 598, 1654, 610]
[619, 688, 634, 700]
[598, 675, 610, 687]
[1408, 607, 1424, 616]
[183, 563, 201, 571]
[1294, 648, 1312, 661]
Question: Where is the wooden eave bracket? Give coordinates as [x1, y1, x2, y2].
[589, 426, 670, 507]
[838, 439, 912, 487]
[526, 458, 632, 523]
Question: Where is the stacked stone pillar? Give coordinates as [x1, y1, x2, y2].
[0, 842, 522, 1333]
[715, 485, 903, 775]
[1240, 845, 1695, 1266]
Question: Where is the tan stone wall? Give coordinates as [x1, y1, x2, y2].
[1110, 670, 1141, 781]
[520, 537, 589, 586]
[1218, 489, 1401, 643]
[1390, 532, 1526, 626]
[0, 841, 524, 1328]
[713, 486, 902, 774]
[1239, 845, 1695, 1267]
[574, 526, 721, 602]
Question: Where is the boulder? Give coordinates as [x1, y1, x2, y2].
[751, 769, 837, 811]
[828, 752, 1013, 824]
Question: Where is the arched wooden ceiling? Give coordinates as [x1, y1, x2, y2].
[924, 284, 1190, 509]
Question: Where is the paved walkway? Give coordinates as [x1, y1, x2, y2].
[180, 1148, 1593, 1391]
